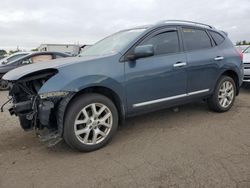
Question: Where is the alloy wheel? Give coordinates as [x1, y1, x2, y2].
[218, 80, 234, 108]
[74, 103, 113, 145]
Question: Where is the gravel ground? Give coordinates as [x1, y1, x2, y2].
[0, 89, 250, 188]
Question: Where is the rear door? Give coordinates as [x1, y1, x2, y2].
[181, 27, 224, 96]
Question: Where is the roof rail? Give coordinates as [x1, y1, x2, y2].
[158, 20, 215, 29]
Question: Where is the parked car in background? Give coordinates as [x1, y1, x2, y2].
[2, 20, 243, 152]
[235, 45, 249, 53]
[243, 46, 250, 83]
[0, 51, 71, 90]
[0, 52, 32, 65]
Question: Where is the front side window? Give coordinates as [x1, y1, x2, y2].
[182, 28, 212, 51]
[140, 31, 180, 55]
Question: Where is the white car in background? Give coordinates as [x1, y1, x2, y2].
[243, 46, 250, 83]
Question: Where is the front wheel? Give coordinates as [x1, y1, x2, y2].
[63, 93, 118, 152]
[208, 76, 236, 112]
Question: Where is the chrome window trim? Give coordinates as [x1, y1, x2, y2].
[133, 89, 209, 108]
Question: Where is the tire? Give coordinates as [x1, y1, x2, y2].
[0, 79, 10, 91]
[63, 93, 118, 152]
[208, 75, 236, 112]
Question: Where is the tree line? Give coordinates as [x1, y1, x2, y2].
[236, 40, 250, 46]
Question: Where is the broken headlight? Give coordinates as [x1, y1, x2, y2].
[39, 91, 69, 99]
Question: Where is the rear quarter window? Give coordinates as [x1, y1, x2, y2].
[209, 31, 225, 45]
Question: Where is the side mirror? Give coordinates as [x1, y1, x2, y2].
[22, 60, 31, 65]
[2, 60, 8, 65]
[127, 45, 154, 60]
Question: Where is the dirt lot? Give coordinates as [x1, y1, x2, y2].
[0, 89, 250, 188]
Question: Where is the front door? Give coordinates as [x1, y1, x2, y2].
[124, 28, 188, 113]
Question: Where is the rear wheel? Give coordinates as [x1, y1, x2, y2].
[63, 93, 118, 152]
[208, 76, 236, 112]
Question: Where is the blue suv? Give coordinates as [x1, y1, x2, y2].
[2, 20, 244, 152]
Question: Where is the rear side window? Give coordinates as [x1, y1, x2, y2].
[182, 28, 212, 51]
[31, 55, 53, 64]
[141, 31, 180, 55]
[209, 31, 225, 45]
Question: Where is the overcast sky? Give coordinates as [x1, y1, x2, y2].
[0, 0, 250, 50]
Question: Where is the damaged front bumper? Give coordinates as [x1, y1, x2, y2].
[4, 82, 75, 144]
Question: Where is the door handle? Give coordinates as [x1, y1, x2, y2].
[173, 62, 187, 67]
[214, 56, 224, 61]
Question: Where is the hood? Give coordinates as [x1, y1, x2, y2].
[2, 55, 112, 81]
[243, 53, 250, 63]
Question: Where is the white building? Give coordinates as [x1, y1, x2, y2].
[38, 44, 89, 56]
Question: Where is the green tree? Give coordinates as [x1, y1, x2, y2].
[236, 41, 241, 45]
[0, 49, 7, 56]
[31, 48, 38, 51]
[9, 50, 20, 54]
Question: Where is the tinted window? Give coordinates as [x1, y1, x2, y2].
[209, 31, 225, 45]
[182, 28, 212, 51]
[141, 31, 180, 55]
[5, 53, 28, 64]
[7, 54, 27, 62]
[31, 55, 53, 63]
[21, 55, 53, 64]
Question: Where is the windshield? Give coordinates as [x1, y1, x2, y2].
[1, 53, 29, 64]
[243, 46, 250, 53]
[79, 28, 146, 57]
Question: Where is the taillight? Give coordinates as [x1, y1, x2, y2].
[236, 48, 243, 62]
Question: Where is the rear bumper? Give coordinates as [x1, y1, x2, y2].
[243, 62, 250, 82]
[243, 66, 250, 82]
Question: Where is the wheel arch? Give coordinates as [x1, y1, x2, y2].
[57, 85, 125, 136]
[72, 86, 125, 121]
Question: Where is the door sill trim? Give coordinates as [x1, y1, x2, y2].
[133, 89, 209, 108]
